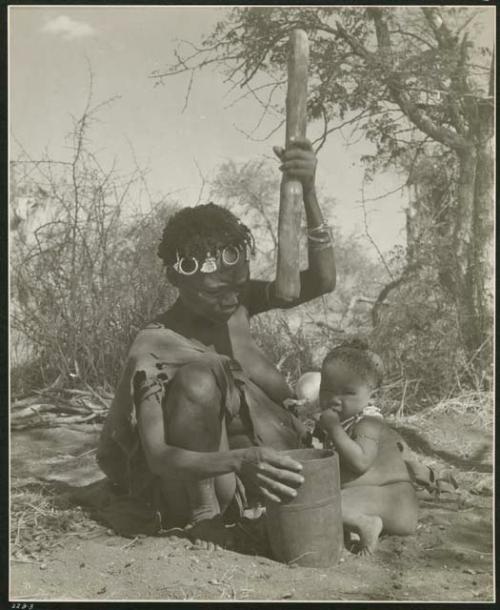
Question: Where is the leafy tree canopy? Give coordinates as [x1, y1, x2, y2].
[153, 6, 493, 176]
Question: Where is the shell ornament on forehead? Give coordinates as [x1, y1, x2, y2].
[172, 239, 255, 276]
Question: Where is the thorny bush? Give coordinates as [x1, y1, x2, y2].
[10, 103, 178, 396]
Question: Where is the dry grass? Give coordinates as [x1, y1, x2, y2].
[10, 482, 106, 563]
[403, 390, 493, 430]
[389, 389, 494, 501]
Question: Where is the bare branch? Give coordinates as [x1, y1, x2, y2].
[151, 53, 241, 81]
[389, 26, 435, 50]
[359, 179, 394, 279]
[247, 81, 285, 135]
[193, 159, 208, 206]
[371, 262, 420, 326]
[311, 108, 369, 151]
[362, 182, 407, 204]
[233, 118, 285, 142]
[456, 9, 481, 35]
[182, 70, 195, 113]
[224, 79, 286, 110]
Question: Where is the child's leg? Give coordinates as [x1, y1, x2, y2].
[341, 482, 418, 555]
[341, 486, 383, 556]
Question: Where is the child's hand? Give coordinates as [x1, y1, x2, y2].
[319, 408, 341, 432]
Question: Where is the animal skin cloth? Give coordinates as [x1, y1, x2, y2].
[95, 321, 304, 533]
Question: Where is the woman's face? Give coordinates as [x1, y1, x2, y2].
[175, 258, 250, 324]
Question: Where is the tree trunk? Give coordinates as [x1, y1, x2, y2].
[469, 138, 494, 375]
[453, 139, 493, 377]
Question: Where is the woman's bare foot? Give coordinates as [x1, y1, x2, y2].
[186, 515, 235, 551]
[355, 515, 383, 556]
[343, 527, 356, 553]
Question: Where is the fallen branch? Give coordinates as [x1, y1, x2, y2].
[11, 404, 55, 420]
[315, 321, 345, 334]
[11, 404, 106, 430]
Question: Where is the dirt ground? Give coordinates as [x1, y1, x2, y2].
[10, 405, 494, 602]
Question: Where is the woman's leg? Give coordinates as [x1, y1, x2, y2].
[159, 363, 237, 536]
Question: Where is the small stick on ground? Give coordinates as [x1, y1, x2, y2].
[120, 536, 140, 550]
[396, 379, 408, 418]
[287, 550, 314, 565]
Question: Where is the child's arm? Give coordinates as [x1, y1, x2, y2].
[319, 410, 382, 475]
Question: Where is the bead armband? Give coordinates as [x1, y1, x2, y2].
[307, 223, 333, 248]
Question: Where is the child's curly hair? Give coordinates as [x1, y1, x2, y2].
[157, 202, 253, 266]
[323, 338, 384, 388]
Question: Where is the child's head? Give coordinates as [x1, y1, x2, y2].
[320, 339, 384, 420]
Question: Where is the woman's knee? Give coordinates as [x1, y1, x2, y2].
[172, 362, 220, 406]
[166, 363, 223, 448]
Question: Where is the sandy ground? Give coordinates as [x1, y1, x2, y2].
[10, 408, 494, 602]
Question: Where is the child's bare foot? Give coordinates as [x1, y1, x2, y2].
[186, 515, 235, 551]
[355, 515, 383, 556]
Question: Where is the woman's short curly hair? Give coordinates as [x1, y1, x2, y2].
[157, 202, 253, 266]
[323, 338, 384, 388]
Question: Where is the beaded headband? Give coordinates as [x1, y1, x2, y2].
[172, 240, 255, 276]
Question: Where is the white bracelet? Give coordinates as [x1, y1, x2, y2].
[307, 224, 332, 242]
[308, 233, 332, 243]
[307, 222, 331, 236]
[309, 240, 333, 251]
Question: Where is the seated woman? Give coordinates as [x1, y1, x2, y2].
[97, 138, 337, 547]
